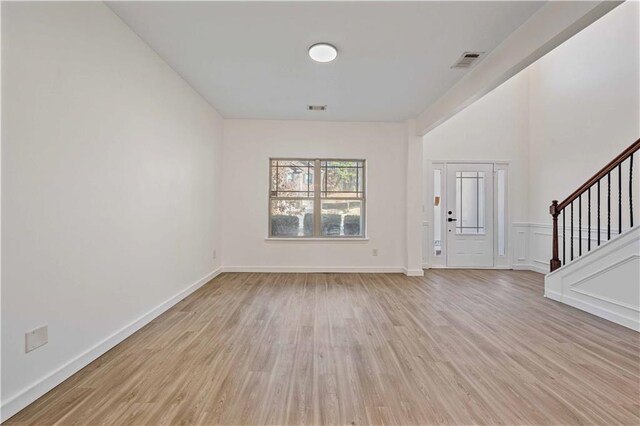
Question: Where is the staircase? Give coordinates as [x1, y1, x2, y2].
[545, 138, 640, 331]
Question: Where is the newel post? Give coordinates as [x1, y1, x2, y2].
[549, 200, 561, 272]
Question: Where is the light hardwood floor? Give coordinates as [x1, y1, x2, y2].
[6, 270, 640, 425]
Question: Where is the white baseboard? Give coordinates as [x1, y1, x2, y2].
[222, 266, 405, 274]
[224, 265, 541, 276]
[0, 267, 223, 422]
[223, 266, 424, 277]
[424, 265, 525, 271]
[513, 264, 548, 274]
[403, 268, 425, 277]
[545, 289, 562, 300]
[545, 290, 639, 332]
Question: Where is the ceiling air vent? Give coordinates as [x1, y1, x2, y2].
[451, 51, 485, 69]
[308, 105, 327, 111]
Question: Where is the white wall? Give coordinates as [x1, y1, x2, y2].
[1, 1, 637, 419]
[415, 1, 621, 135]
[525, 1, 639, 273]
[221, 119, 408, 272]
[405, 120, 424, 275]
[422, 71, 530, 266]
[1, 2, 224, 418]
[423, 71, 530, 221]
[528, 0, 640, 224]
[422, 1, 639, 271]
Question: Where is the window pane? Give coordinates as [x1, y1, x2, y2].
[456, 171, 485, 235]
[270, 199, 313, 237]
[497, 169, 506, 256]
[271, 160, 314, 198]
[433, 169, 442, 256]
[321, 160, 364, 197]
[321, 200, 363, 236]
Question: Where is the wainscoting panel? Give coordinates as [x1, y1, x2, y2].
[545, 226, 640, 331]
[512, 223, 548, 273]
[512, 223, 623, 275]
[512, 223, 530, 270]
[422, 221, 430, 267]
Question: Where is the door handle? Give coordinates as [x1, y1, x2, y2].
[447, 218, 457, 222]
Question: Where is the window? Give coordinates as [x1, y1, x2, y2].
[269, 159, 365, 238]
[433, 169, 442, 256]
[496, 169, 506, 256]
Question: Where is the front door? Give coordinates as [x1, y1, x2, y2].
[446, 163, 494, 267]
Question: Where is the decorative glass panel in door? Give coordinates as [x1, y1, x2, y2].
[455, 171, 486, 235]
[446, 164, 494, 267]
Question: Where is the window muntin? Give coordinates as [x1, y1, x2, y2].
[270, 160, 314, 198]
[320, 161, 365, 198]
[270, 159, 365, 238]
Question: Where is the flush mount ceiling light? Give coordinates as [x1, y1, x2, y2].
[308, 43, 338, 63]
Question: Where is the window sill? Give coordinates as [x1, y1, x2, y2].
[265, 237, 369, 243]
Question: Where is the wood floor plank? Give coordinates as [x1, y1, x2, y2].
[5, 270, 639, 425]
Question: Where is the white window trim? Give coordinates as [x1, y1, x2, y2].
[264, 237, 369, 242]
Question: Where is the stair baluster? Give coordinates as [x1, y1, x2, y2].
[630, 153, 634, 228]
[549, 138, 639, 272]
[579, 195, 582, 256]
[588, 187, 591, 252]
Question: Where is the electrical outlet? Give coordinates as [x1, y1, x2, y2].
[25, 325, 48, 353]
[372, 248, 378, 256]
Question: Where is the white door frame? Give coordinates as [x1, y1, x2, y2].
[425, 160, 511, 269]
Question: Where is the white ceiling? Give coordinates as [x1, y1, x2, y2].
[108, 1, 545, 122]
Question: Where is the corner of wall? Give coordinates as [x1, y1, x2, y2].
[405, 119, 424, 274]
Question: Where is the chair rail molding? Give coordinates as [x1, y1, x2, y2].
[512, 222, 624, 274]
